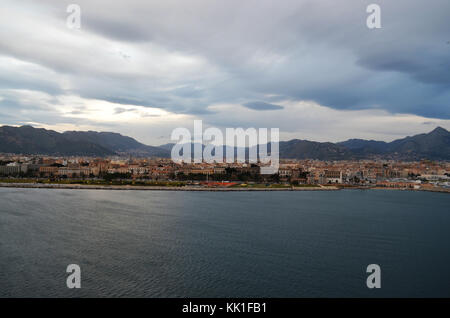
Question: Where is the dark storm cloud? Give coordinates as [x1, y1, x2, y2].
[356, 47, 450, 86]
[243, 101, 284, 111]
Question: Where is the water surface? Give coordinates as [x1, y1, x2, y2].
[0, 188, 449, 297]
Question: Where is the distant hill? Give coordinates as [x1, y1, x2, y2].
[336, 127, 450, 160]
[278, 139, 354, 160]
[0, 126, 114, 156]
[0, 125, 449, 160]
[158, 143, 176, 152]
[384, 127, 450, 160]
[0, 125, 170, 157]
[63, 131, 170, 157]
[336, 139, 388, 154]
[162, 127, 450, 161]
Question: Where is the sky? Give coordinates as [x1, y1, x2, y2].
[0, 0, 449, 145]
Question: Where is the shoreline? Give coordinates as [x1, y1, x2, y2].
[0, 182, 336, 191]
[0, 182, 449, 193]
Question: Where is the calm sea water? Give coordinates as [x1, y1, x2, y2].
[0, 188, 449, 297]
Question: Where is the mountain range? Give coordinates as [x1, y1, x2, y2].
[0, 126, 169, 157]
[0, 125, 449, 161]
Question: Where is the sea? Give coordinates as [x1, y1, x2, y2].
[0, 188, 449, 297]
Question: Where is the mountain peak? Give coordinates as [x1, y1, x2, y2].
[429, 126, 449, 136]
